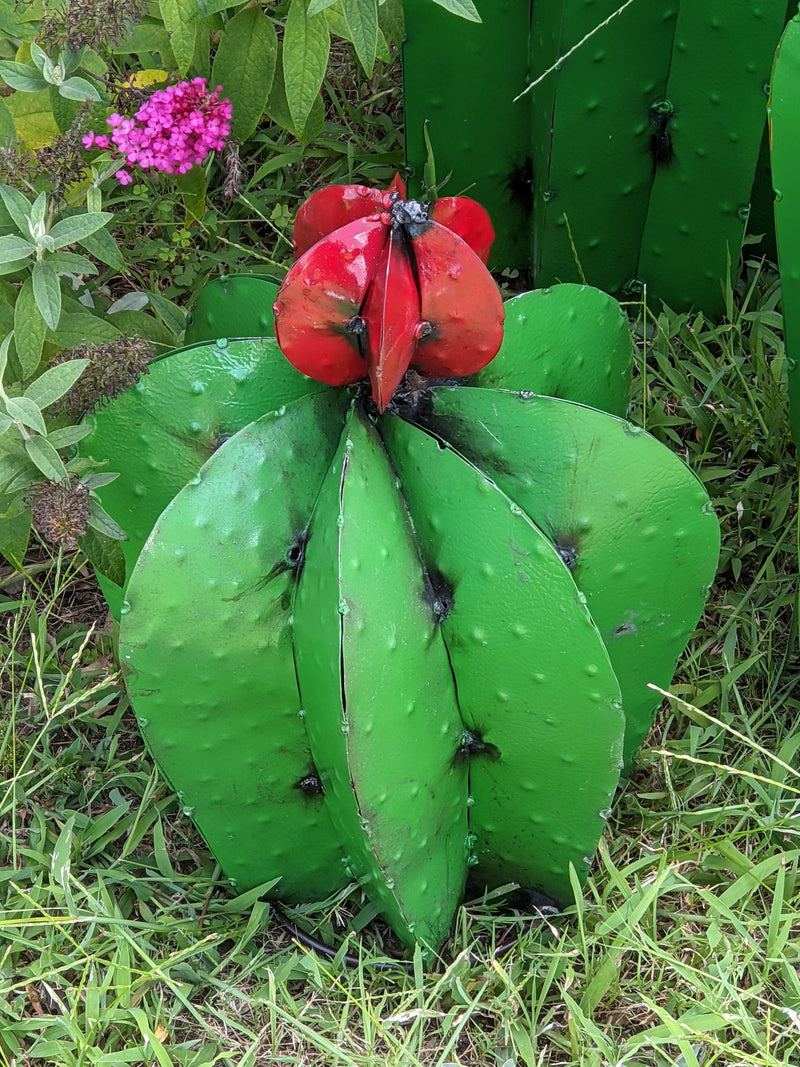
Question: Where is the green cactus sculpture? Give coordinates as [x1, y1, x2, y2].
[403, 0, 791, 315]
[79, 182, 719, 959]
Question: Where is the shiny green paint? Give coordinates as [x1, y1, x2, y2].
[183, 274, 282, 346]
[79, 337, 324, 615]
[118, 391, 351, 900]
[531, 0, 676, 295]
[293, 407, 468, 955]
[382, 415, 624, 902]
[769, 13, 800, 450]
[637, 0, 788, 316]
[474, 285, 632, 416]
[422, 387, 720, 770]
[402, 0, 532, 271]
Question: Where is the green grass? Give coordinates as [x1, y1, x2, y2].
[1, 251, 798, 1067]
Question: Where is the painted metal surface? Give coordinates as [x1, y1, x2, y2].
[769, 11, 800, 449]
[183, 274, 281, 346]
[474, 284, 632, 416]
[118, 391, 351, 899]
[79, 337, 325, 615]
[422, 386, 721, 770]
[293, 406, 468, 956]
[402, 0, 533, 272]
[637, 0, 789, 314]
[382, 414, 624, 900]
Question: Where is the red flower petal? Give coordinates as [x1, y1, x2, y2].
[293, 173, 408, 258]
[274, 215, 389, 386]
[429, 197, 495, 264]
[361, 229, 420, 411]
[410, 221, 504, 379]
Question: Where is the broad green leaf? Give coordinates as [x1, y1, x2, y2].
[4, 86, 59, 148]
[0, 60, 48, 92]
[13, 277, 46, 376]
[49, 82, 79, 132]
[159, 0, 198, 77]
[0, 235, 35, 264]
[211, 5, 277, 142]
[0, 185, 31, 235]
[6, 396, 46, 436]
[58, 75, 102, 103]
[29, 191, 46, 235]
[103, 309, 175, 348]
[266, 44, 325, 144]
[25, 434, 67, 481]
[284, 0, 330, 137]
[49, 211, 114, 250]
[29, 43, 49, 75]
[0, 98, 18, 146]
[77, 526, 126, 585]
[47, 251, 98, 275]
[341, 0, 378, 76]
[109, 18, 174, 59]
[430, 0, 481, 20]
[32, 260, 61, 331]
[107, 292, 149, 313]
[378, 0, 404, 44]
[78, 227, 125, 271]
[47, 312, 120, 347]
[172, 165, 207, 224]
[308, 0, 339, 13]
[0, 506, 31, 569]
[24, 359, 89, 410]
[0, 260, 29, 277]
[0, 4, 38, 42]
[87, 499, 128, 540]
[0, 331, 10, 380]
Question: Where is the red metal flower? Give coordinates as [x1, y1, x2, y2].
[273, 177, 504, 412]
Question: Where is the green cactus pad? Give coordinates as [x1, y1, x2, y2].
[474, 284, 633, 416]
[293, 406, 468, 956]
[381, 415, 624, 899]
[79, 337, 325, 615]
[119, 391, 352, 901]
[420, 386, 720, 769]
[184, 274, 282, 346]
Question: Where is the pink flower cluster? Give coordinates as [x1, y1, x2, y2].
[83, 77, 232, 186]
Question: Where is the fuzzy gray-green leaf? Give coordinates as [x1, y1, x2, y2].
[32, 260, 62, 331]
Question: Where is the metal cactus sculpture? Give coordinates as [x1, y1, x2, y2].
[80, 181, 719, 959]
[403, 0, 791, 315]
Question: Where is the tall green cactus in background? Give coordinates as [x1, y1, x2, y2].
[404, 0, 792, 315]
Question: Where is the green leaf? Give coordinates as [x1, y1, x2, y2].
[24, 359, 89, 410]
[308, 0, 339, 13]
[0, 506, 32, 569]
[58, 75, 103, 103]
[77, 526, 126, 585]
[193, 0, 250, 17]
[283, 0, 330, 137]
[78, 227, 125, 271]
[49, 211, 114, 250]
[5, 395, 46, 435]
[0, 60, 48, 92]
[172, 166, 207, 224]
[29, 191, 46, 235]
[0, 331, 10, 381]
[32, 260, 62, 331]
[341, 0, 378, 76]
[429, 0, 481, 20]
[13, 277, 47, 377]
[0, 96, 17, 145]
[47, 422, 93, 449]
[0, 235, 35, 265]
[86, 499, 128, 540]
[211, 5, 277, 142]
[159, 0, 198, 77]
[0, 184, 32, 234]
[47, 312, 120, 348]
[147, 291, 185, 341]
[378, 0, 404, 44]
[266, 44, 325, 144]
[46, 251, 98, 275]
[0, 260, 29, 277]
[25, 434, 67, 481]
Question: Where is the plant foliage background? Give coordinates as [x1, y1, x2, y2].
[1, 2, 799, 1065]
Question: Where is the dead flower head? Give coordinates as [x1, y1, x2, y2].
[40, 0, 148, 54]
[54, 334, 154, 418]
[30, 477, 91, 551]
